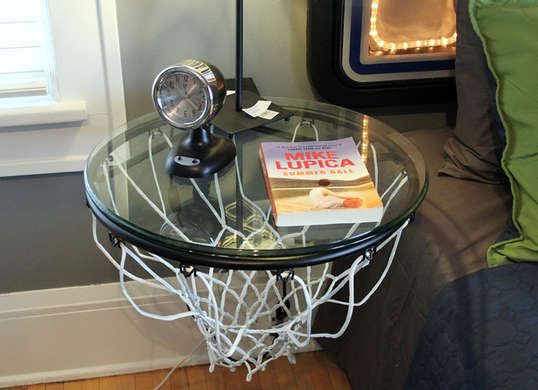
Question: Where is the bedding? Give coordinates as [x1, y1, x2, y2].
[406, 263, 538, 389]
[438, 0, 503, 184]
[314, 127, 511, 389]
[470, 0, 538, 267]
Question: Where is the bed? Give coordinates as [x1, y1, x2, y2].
[313, 127, 511, 389]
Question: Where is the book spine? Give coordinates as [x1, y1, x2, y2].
[258, 145, 279, 226]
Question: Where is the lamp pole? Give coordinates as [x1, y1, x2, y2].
[235, 0, 243, 111]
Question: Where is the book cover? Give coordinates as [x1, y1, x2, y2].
[259, 137, 383, 227]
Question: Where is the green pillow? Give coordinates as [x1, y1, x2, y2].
[470, 0, 538, 267]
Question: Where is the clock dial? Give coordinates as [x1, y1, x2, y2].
[157, 71, 208, 126]
[152, 59, 226, 130]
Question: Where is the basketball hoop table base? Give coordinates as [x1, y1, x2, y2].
[85, 99, 427, 381]
[93, 215, 409, 381]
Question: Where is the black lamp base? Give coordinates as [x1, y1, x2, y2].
[166, 126, 236, 178]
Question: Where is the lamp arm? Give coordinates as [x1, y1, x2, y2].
[235, 0, 243, 112]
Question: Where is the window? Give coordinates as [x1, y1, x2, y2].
[0, 0, 50, 99]
[0, 0, 126, 177]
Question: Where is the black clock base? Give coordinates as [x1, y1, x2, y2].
[166, 126, 236, 178]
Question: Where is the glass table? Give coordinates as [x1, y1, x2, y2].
[84, 97, 427, 380]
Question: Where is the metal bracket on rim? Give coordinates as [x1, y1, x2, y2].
[276, 270, 295, 282]
[179, 264, 196, 277]
[108, 232, 122, 248]
[364, 247, 376, 262]
[150, 128, 163, 137]
[299, 119, 315, 128]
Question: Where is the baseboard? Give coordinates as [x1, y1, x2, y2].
[0, 354, 210, 388]
[0, 279, 319, 387]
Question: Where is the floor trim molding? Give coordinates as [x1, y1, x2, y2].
[0, 280, 206, 387]
[0, 280, 318, 387]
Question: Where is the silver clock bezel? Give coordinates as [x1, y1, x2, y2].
[152, 59, 226, 130]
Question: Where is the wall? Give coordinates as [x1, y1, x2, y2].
[116, 0, 452, 128]
[0, 173, 117, 293]
[0, 0, 451, 295]
[0, 0, 124, 294]
[0, 0, 316, 295]
[116, 0, 315, 120]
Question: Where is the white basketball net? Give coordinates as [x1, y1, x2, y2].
[91, 119, 411, 381]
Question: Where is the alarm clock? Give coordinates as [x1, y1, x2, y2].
[152, 59, 235, 178]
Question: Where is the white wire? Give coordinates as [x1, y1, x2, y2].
[291, 119, 319, 142]
[92, 215, 166, 292]
[93, 207, 410, 378]
[377, 175, 409, 228]
[344, 169, 408, 239]
[231, 136, 282, 244]
[102, 164, 119, 213]
[118, 247, 196, 321]
[148, 131, 167, 214]
[152, 339, 205, 390]
[381, 171, 404, 200]
[188, 177, 252, 246]
[115, 162, 193, 243]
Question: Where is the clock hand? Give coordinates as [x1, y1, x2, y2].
[184, 97, 198, 111]
[185, 84, 199, 99]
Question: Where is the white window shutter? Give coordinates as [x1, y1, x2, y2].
[0, 0, 48, 98]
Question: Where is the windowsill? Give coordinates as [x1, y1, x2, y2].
[0, 98, 87, 128]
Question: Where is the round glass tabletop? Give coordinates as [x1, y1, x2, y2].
[85, 97, 427, 269]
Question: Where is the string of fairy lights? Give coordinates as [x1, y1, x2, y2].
[369, 0, 457, 53]
[361, 117, 369, 163]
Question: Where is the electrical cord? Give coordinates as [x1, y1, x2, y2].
[153, 339, 205, 390]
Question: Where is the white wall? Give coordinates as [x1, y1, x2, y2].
[0, 0, 126, 177]
[116, 0, 315, 120]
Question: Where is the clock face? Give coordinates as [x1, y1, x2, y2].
[155, 71, 209, 128]
[152, 60, 226, 130]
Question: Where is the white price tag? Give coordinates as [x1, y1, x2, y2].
[243, 100, 272, 118]
[259, 109, 279, 120]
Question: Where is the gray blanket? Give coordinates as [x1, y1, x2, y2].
[313, 128, 512, 389]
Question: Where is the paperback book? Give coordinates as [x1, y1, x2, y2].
[259, 137, 383, 227]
